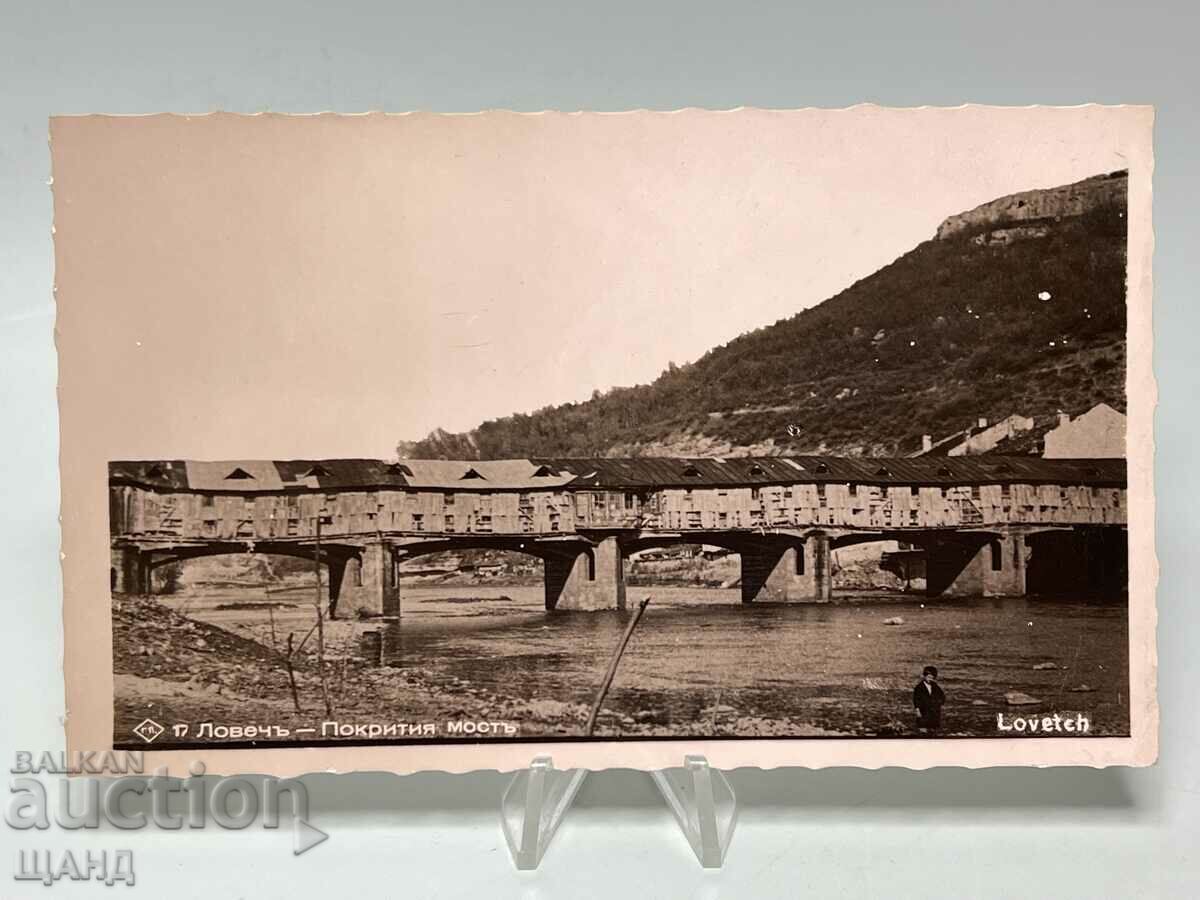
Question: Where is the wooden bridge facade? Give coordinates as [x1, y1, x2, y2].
[109, 456, 1128, 615]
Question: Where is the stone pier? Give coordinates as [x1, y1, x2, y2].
[111, 546, 149, 594]
[336, 540, 399, 618]
[925, 532, 1027, 598]
[740, 533, 832, 603]
[544, 536, 626, 611]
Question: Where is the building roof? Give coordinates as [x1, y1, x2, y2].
[110, 455, 1126, 492]
[535, 456, 1124, 488]
[109, 459, 412, 492]
[392, 458, 577, 490]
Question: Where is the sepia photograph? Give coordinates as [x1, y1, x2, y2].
[55, 107, 1155, 770]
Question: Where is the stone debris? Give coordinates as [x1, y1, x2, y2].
[1032, 662, 1057, 670]
[1066, 684, 1097, 693]
[1004, 691, 1041, 706]
[882, 616, 905, 626]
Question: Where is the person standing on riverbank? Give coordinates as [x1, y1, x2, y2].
[913, 665, 945, 732]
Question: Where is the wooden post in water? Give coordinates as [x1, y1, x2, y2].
[585, 597, 651, 736]
[314, 513, 333, 717]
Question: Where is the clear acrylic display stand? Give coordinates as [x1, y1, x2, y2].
[500, 753, 737, 870]
[500, 755, 588, 870]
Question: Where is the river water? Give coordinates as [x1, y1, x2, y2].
[173, 583, 1130, 739]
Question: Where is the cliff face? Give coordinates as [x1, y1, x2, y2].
[935, 171, 1127, 240]
[399, 171, 1128, 461]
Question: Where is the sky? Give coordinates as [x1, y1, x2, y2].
[52, 106, 1144, 459]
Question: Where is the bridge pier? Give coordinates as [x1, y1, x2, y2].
[925, 532, 1027, 598]
[111, 546, 149, 594]
[740, 533, 832, 603]
[335, 540, 399, 618]
[544, 536, 626, 611]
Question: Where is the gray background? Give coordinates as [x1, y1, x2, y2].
[2, 1, 1195, 896]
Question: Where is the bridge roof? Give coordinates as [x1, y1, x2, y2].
[109, 459, 413, 492]
[535, 456, 1126, 489]
[394, 459, 577, 489]
[110, 455, 1126, 492]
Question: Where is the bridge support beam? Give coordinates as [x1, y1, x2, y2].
[925, 533, 1027, 598]
[741, 534, 831, 603]
[544, 537, 626, 611]
[111, 546, 149, 594]
[336, 541, 399, 618]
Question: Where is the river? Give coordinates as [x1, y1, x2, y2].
[164, 582, 1130, 739]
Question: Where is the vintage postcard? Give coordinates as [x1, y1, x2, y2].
[54, 106, 1156, 774]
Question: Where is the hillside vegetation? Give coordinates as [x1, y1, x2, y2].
[400, 172, 1127, 459]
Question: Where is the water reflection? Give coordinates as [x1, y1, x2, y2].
[176, 583, 1130, 738]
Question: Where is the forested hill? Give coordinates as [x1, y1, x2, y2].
[399, 171, 1128, 460]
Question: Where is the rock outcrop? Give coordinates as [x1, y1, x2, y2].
[935, 170, 1127, 241]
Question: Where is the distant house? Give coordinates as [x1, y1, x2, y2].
[913, 414, 1034, 457]
[1042, 403, 1126, 458]
[913, 404, 1126, 459]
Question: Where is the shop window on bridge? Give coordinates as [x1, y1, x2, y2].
[751, 487, 761, 501]
[990, 539, 1003, 571]
[718, 511, 728, 526]
[476, 515, 492, 533]
[444, 515, 456, 533]
[444, 493, 455, 506]
[412, 513, 424, 532]
[687, 510, 702, 528]
[624, 492, 636, 510]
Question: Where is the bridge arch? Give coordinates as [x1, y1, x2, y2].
[1024, 525, 1127, 597]
[111, 541, 364, 606]
[142, 541, 357, 571]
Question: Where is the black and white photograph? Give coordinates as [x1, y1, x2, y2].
[55, 107, 1154, 767]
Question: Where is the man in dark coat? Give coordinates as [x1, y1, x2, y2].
[913, 665, 945, 732]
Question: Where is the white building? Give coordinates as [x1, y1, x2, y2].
[1042, 403, 1126, 458]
